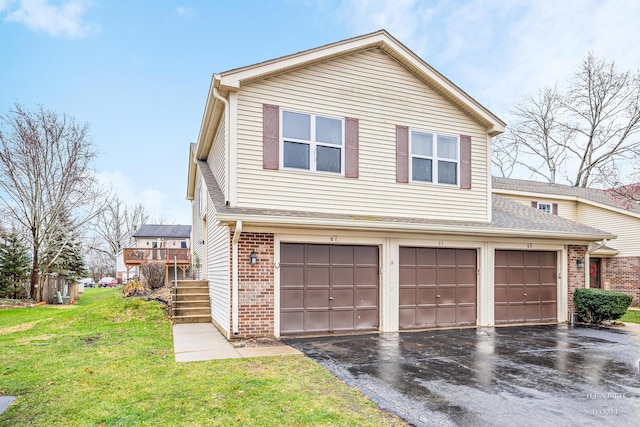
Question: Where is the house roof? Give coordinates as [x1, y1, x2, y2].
[199, 160, 613, 241]
[492, 177, 640, 215]
[133, 224, 192, 239]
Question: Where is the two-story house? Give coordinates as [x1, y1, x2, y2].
[117, 224, 192, 286]
[187, 30, 613, 339]
[493, 177, 640, 305]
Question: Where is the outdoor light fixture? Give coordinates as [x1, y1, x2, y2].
[249, 251, 258, 265]
[576, 258, 584, 269]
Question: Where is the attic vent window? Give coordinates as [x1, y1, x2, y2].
[281, 110, 344, 174]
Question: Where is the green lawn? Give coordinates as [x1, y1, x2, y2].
[618, 309, 640, 324]
[0, 288, 404, 426]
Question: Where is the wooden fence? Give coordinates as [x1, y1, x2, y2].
[40, 274, 78, 304]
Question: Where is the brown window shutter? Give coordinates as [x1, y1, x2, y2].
[396, 125, 409, 183]
[345, 117, 359, 178]
[552, 203, 558, 215]
[531, 201, 538, 208]
[460, 135, 472, 189]
[263, 104, 279, 170]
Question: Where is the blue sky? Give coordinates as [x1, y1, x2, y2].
[1, 0, 639, 225]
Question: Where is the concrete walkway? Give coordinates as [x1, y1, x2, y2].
[172, 323, 301, 362]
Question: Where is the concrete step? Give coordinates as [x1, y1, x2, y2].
[173, 314, 212, 324]
[176, 286, 210, 295]
[174, 299, 210, 308]
[174, 306, 211, 317]
[174, 293, 210, 303]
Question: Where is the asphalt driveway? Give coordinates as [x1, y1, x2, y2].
[283, 325, 640, 426]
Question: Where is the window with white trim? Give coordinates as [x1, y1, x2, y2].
[410, 130, 459, 185]
[281, 110, 344, 174]
[537, 202, 552, 213]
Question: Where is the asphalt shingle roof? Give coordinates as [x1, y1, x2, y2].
[133, 224, 191, 238]
[198, 161, 612, 240]
[492, 177, 640, 214]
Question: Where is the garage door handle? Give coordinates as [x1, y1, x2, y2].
[329, 297, 334, 300]
[436, 295, 440, 298]
[523, 293, 527, 297]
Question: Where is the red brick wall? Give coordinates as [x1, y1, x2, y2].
[601, 256, 640, 307]
[567, 245, 587, 314]
[228, 232, 275, 338]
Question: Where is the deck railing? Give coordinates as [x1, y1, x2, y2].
[123, 248, 191, 264]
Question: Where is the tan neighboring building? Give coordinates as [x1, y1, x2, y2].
[493, 177, 640, 305]
[187, 30, 612, 339]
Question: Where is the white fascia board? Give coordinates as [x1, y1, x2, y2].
[215, 213, 614, 241]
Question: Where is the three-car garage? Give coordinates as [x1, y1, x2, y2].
[278, 242, 561, 336]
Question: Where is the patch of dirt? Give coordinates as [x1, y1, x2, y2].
[231, 337, 286, 348]
[0, 298, 36, 309]
[0, 320, 41, 335]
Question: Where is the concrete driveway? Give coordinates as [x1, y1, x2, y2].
[283, 325, 640, 426]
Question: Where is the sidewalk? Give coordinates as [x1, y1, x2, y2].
[172, 323, 302, 362]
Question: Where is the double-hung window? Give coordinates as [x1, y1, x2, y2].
[281, 110, 343, 174]
[537, 202, 552, 213]
[410, 130, 459, 185]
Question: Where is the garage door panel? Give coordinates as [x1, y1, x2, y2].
[281, 244, 305, 264]
[280, 312, 304, 333]
[356, 288, 378, 307]
[333, 267, 354, 286]
[306, 289, 330, 308]
[356, 246, 378, 264]
[307, 267, 330, 286]
[331, 245, 354, 264]
[399, 247, 477, 329]
[280, 243, 379, 335]
[355, 309, 378, 329]
[281, 289, 303, 309]
[307, 311, 330, 331]
[399, 288, 416, 305]
[356, 267, 378, 286]
[281, 266, 304, 287]
[495, 250, 557, 325]
[417, 287, 436, 305]
[332, 289, 354, 308]
[307, 245, 330, 264]
[457, 286, 476, 304]
[399, 268, 416, 286]
[417, 268, 437, 285]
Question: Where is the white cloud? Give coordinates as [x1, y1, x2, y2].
[338, 0, 640, 118]
[95, 170, 190, 225]
[2, 0, 99, 38]
[175, 5, 195, 18]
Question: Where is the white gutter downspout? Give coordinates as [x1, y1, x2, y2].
[212, 81, 230, 205]
[586, 239, 609, 289]
[231, 220, 242, 335]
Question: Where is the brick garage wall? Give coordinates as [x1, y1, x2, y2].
[601, 256, 640, 307]
[228, 232, 275, 338]
[568, 245, 588, 315]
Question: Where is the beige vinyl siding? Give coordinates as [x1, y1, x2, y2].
[191, 174, 205, 280]
[206, 207, 230, 334]
[495, 194, 579, 221]
[577, 204, 640, 256]
[208, 116, 226, 196]
[235, 48, 489, 222]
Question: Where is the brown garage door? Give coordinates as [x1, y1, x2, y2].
[280, 243, 379, 335]
[494, 250, 557, 324]
[399, 247, 477, 329]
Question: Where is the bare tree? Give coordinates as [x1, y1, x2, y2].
[494, 53, 640, 187]
[92, 196, 149, 260]
[0, 104, 101, 300]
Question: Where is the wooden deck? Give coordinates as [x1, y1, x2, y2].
[123, 248, 191, 265]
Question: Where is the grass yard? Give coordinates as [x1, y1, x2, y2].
[618, 309, 640, 324]
[0, 288, 404, 427]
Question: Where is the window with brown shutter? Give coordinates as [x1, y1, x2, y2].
[345, 117, 359, 178]
[460, 135, 471, 189]
[396, 125, 409, 183]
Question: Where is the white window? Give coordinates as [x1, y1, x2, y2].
[537, 202, 552, 213]
[281, 110, 344, 174]
[410, 130, 459, 185]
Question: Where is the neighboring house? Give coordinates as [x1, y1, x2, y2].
[120, 224, 192, 286]
[186, 30, 613, 339]
[493, 177, 640, 305]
